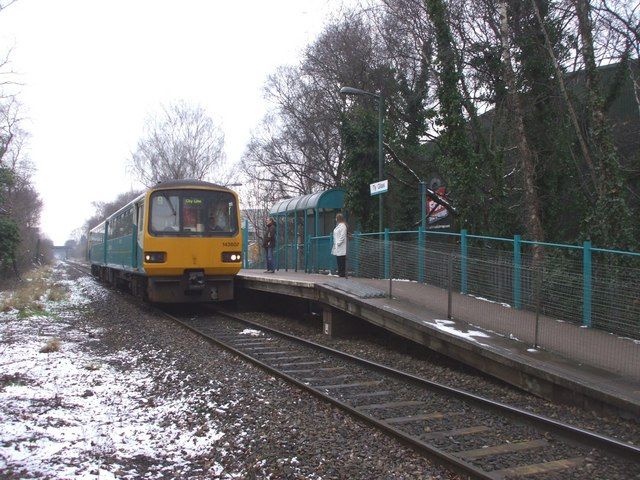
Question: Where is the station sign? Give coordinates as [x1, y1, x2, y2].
[370, 180, 388, 196]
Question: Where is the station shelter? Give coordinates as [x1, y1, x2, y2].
[268, 188, 346, 272]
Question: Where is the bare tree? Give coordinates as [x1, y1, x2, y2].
[240, 176, 278, 244]
[129, 101, 227, 187]
[242, 14, 383, 198]
[0, 96, 22, 165]
[592, 0, 640, 116]
[84, 189, 142, 231]
[497, 1, 545, 251]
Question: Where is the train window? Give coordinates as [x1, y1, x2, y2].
[149, 189, 238, 237]
[116, 214, 123, 237]
[137, 202, 144, 234]
[151, 194, 180, 232]
[107, 218, 116, 240]
[89, 225, 104, 248]
[208, 198, 235, 233]
[183, 197, 204, 232]
[119, 210, 130, 237]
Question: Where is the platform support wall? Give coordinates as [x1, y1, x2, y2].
[322, 306, 355, 337]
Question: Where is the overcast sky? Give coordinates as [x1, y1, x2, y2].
[0, 0, 353, 245]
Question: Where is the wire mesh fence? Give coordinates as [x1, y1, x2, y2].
[303, 233, 640, 334]
[297, 231, 640, 379]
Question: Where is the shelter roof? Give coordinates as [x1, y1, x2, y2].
[269, 189, 345, 215]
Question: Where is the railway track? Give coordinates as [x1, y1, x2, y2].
[67, 262, 640, 479]
[164, 307, 640, 480]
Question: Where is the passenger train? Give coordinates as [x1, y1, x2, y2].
[88, 180, 242, 302]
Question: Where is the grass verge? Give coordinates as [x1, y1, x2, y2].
[1, 266, 68, 316]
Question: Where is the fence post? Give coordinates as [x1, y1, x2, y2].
[583, 240, 592, 328]
[275, 218, 279, 272]
[460, 229, 468, 294]
[354, 232, 360, 277]
[384, 228, 390, 279]
[447, 253, 453, 319]
[534, 265, 542, 348]
[303, 212, 308, 272]
[312, 238, 318, 273]
[284, 212, 289, 272]
[513, 234, 522, 309]
[418, 227, 425, 283]
[304, 237, 310, 273]
[420, 181, 427, 231]
[293, 213, 298, 272]
[389, 240, 393, 298]
[420, 181, 427, 283]
[242, 219, 249, 269]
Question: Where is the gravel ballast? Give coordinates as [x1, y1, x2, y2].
[228, 300, 640, 449]
[0, 264, 461, 479]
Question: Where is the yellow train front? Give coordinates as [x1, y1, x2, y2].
[89, 180, 242, 302]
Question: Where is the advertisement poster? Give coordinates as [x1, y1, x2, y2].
[426, 176, 452, 230]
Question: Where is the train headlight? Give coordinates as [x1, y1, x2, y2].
[144, 252, 166, 263]
[222, 252, 242, 262]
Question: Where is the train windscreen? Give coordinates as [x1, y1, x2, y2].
[149, 189, 238, 236]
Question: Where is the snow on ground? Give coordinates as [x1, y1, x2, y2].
[468, 294, 511, 309]
[0, 264, 227, 478]
[423, 318, 491, 346]
[239, 329, 264, 337]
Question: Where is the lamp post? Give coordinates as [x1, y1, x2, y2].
[340, 86, 384, 233]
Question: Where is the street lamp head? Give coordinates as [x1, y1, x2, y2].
[339, 86, 380, 98]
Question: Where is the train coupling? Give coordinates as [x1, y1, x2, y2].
[186, 270, 205, 291]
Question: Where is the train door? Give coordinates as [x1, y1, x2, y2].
[136, 201, 145, 270]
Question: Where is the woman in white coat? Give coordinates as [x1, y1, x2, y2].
[331, 213, 348, 278]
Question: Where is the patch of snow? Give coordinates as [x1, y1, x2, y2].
[239, 328, 263, 336]
[527, 348, 539, 353]
[0, 269, 227, 479]
[422, 318, 491, 344]
[468, 294, 511, 309]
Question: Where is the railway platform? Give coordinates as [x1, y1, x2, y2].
[236, 269, 640, 418]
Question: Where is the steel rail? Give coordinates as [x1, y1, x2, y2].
[207, 308, 640, 462]
[67, 262, 640, 475]
[161, 308, 495, 480]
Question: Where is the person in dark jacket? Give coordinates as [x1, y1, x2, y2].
[263, 217, 276, 273]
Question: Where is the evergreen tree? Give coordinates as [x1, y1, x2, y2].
[424, 0, 483, 229]
[341, 108, 379, 232]
[574, 0, 636, 249]
[0, 167, 19, 272]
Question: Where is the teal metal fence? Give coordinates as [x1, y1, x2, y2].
[295, 229, 640, 340]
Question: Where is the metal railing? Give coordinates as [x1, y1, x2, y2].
[241, 225, 640, 378]
[304, 229, 640, 378]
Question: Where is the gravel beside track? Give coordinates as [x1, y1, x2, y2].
[226, 307, 640, 450]
[61, 265, 462, 479]
[188, 312, 640, 480]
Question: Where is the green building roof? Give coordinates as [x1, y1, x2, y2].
[269, 189, 345, 215]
